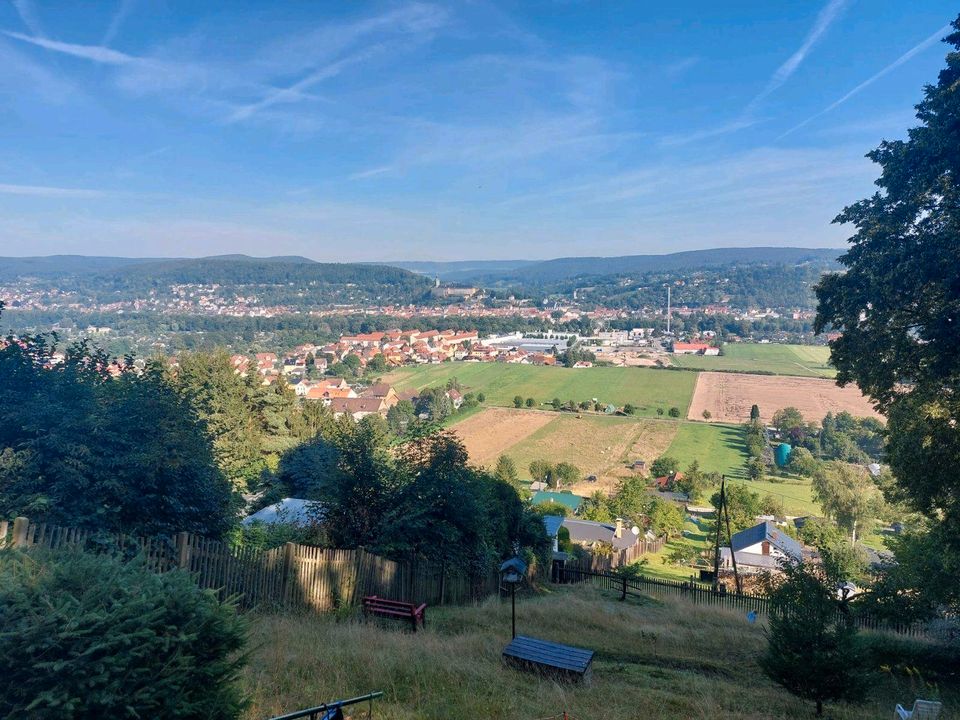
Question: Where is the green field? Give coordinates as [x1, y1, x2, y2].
[665, 421, 749, 478]
[664, 422, 821, 516]
[671, 343, 835, 378]
[730, 477, 820, 517]
[382, 362, 697, 418]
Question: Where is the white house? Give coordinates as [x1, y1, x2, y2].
[719, 521, 803, 573]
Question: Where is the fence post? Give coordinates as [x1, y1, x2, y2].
[281, 542, 296, 608]
[0, 520, 7, 548]
[176, 532, 191, 570]
[621, 576, 627, 601]
[12, 517, 29, 548]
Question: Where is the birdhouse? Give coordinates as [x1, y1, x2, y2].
[499, 557, 527, 585]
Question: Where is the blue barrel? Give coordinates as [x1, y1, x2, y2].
[775, 442, 792, 467]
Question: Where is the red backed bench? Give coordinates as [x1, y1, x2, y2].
[362, 596, 427, 631]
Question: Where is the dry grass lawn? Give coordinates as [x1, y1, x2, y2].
[241, 586, 954, 720]
[448, 408, 678, 492]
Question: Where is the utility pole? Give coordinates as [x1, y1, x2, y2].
[712, 476, 742, 595]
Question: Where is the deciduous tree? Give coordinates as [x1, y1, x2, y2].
[815, 19, 960, 559]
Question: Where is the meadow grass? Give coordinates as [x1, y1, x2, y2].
[381, 363, 697, 418]
[730, 476, 820, 517]
[666, 421, 749, 478]
[241, 585, 952, 720]
[664, 422, 822, 516]
[499, 415, 677, 481]
[671, 344, 835, 378]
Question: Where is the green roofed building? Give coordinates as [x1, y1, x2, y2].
[531, 491, 582, 513]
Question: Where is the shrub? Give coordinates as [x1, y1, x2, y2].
[668, 407, 681, 418]
[650, 455, 680, 477]
[525, 397, 535, 407]
[761, 560, 865, 716]
[532, 501, 569, 517]
[476, 392, 485, 403]
[0, 549, 248, 720]
[513, 395, 523, 408]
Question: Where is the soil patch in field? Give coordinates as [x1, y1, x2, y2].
[449, 407, 555, 467]
[688, 372, 882, 424]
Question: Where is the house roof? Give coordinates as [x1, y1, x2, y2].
[361, 383, 394, 398]
[531, 491, 582, 512]
[730, 521, 802, 561]
[542, 515, 564, 539]
[242, 498, 321, 526]
[719, 548, 782, 569]
[562, 518, 637, 551]
[330, 397, 385, 414]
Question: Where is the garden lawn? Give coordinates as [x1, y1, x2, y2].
[671, 343, 835, 378]
[381, 362, 697, 418]
[638, 516, 712, 583]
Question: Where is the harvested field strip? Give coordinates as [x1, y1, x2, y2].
[449, 407, 556, 467]
[687, 371, 882, 424]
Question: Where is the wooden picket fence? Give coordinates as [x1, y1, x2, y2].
[570, 536, 666, 573]
[559, 565, 932, 638]
[0, 517, 500, 612]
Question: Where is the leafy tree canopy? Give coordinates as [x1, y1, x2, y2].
[815, 19, 960, 549]
[0, 324, 238, 537]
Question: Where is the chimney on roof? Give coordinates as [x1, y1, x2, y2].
[615, 518, 624, 539]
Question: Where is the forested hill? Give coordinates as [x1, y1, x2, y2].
[388, 247, 841, 284]
[91, 256, 426, 290]
[2, 255, 434, 306]
[0, 255, 163, 281]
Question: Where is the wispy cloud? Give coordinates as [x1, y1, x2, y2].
[227, 49, 379, 123]
[660, 117, 763, 147]
[670, 1, 845, 147]
[102, 0, 137, 46]
[349, 165, 394, 180]
[780, 23, 951, 138]
[747, 0, 848, 110]
[663, 56, 698, 78]
[4, 30, 138, 64]
[10, 0, 43, 36]
[0, 182, 104, 198]
[228, 3, 449, 124]
[0, 40, 76, 102]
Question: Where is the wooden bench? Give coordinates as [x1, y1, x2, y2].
[362, 596, 426, 631]
[502, 635, 594, 682]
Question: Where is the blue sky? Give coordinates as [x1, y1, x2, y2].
[0, 1, 955, 261]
